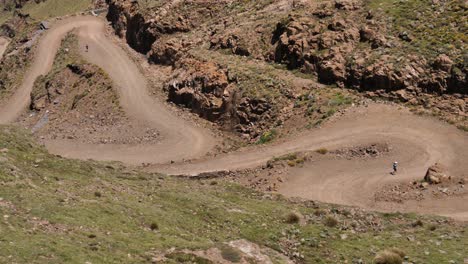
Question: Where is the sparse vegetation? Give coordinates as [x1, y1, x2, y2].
[316, 148, 328, 155]
[269, 152, 306, 167]
[457, 124, 468, 132]
[0, 124, 466, 263]
[374, 248, 405, 264]
[0, 0, 92, 23]
[1, 1, 467, 263]
[150, 222, 159, 231]
[22, 0, 92, 20]
[220, 245, 242, 263]
[328, 92, 353, 107]
[164, 252, 213, 264]
[366, 0, 466, 61]
[285, 212, 301, 224]
[256, 129, 278, 144]
[411, 219, 423, 227]
[323, 215, 338, 228]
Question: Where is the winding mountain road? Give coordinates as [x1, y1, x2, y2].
[0, 16, 467, 220]
[0, 16, 217, 163]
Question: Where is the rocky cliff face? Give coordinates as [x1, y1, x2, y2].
[165, 58, 237, 124]
[106, 0, 225, 53]
[269, 6, 466, 96]
[106, 0, 467, 134]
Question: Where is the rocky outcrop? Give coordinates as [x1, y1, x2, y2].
[234, 97, 274, 138]
[165, 58, 276, 137]
[148, 38, 188, 66]
[31, 64, 100, 111]
[271, 14, 466, 96]
[165, 58, 238, 123]
[270, 5, 467, 105]
[106, 0, 228, 54]
[106, 0, 192, 53]
[0, 11, 29, 38]
[107, 0, 466, 135]
[210, 34, 251, 57]
[424, 163, 451, 184]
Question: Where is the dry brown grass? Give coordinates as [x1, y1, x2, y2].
[316, 148, 328, 155]
[285, 212, 301, 224]
[374, 248, 405, 264]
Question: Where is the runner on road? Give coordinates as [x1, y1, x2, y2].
[393, 161, 398, 174]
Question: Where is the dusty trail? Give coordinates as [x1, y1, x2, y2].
[0, 37, 9, 59]
[0, 16, 467, 220]
[155, 104, 468, 220]
[0, 16, 217, 163]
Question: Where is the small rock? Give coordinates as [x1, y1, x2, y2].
[399, 31, 412, 42]
[420, 182, 429, 188]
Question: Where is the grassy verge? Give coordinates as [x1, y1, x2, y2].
[365, 0, 466, 61]
[1, 0, 92, 25]
[0, 126, 466, 263]
[22, 0, 92, 20]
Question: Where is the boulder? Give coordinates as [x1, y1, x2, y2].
[433, 54, 453, 72]
[210, 34, 251, 56]
[424, 163, 450, 184]
[334, 0, 360, 10]
[166, 59, 233, 121]
[149, 38, 185, 65]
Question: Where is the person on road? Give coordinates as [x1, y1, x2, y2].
[85, 44, 89, 52]
[393, 161, 398, 174]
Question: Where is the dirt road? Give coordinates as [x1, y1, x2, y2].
[0, 37, 9, 59]
[0, 16, 217, 163]
[154, 103, 468, 219]
[0, 16, 467, 220]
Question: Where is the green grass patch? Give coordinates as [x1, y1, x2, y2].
[365, 0, 467, 61]
[256, 129, 278, 144]
[328, 92, 353, 107]
[22, 0, 92, 20]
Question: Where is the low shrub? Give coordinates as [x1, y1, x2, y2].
[374, 248, 405, 264]
[285, 212, 301, 224]
[149, 222, 159, 231]
[316, 148, 328, 155]
[256, 129, 278, 144]
[324, 215, 338, 227]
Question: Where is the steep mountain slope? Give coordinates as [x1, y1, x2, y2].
[0, 126, 467, 263]
[106, 0, 467, 135]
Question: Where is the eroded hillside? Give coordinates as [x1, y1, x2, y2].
[106, 0, 467, 137]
